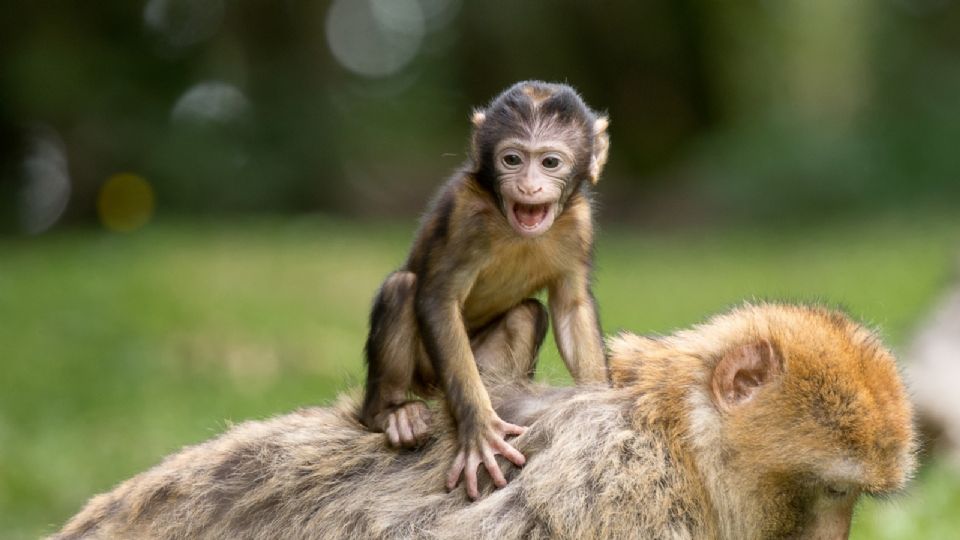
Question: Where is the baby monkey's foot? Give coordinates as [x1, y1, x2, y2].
[380, 400, 432, 448]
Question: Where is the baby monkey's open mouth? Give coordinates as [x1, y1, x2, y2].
[507, 200, 557, 237]
[514, 202, 550, 228]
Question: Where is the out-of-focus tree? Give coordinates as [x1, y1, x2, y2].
[1, 0, 958, 233]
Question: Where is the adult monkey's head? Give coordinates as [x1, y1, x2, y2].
[470, 81, 609, 238]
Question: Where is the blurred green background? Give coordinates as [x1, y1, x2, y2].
[1, 0, 959, 538]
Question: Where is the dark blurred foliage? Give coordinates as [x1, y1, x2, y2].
[1, 0, 959, 233]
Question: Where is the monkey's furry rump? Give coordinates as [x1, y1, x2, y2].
[54, 387, 697, 540]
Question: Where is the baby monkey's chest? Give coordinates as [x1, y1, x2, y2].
[462, 242, 565, 328]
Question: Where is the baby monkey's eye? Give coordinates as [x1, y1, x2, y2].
[502, 153, 523, 167]
[541, 156, 561, 169]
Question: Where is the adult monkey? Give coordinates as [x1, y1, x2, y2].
[361, 81, 610, 498]
[55, 304, 916, 539]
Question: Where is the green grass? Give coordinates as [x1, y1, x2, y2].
[0, 214, 958, 538]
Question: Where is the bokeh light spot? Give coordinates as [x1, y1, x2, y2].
[418, 0, 462, 30]
[19, 126, 71, 235]
[97, 173, 156, 233]
[143, 0, 224, 49]
[325, 0, 425, 78]
[171, 81, 250, 125]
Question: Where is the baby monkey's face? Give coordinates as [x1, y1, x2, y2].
[495, 138, 575, 238]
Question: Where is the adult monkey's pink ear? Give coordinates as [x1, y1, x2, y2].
[588, 116, 609, 185]
[711, 340, 783, 412]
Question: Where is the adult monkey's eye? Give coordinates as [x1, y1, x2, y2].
[541, 156, 561, 169]
[502, 153, 522, 167]
[824, 485, 850, 499]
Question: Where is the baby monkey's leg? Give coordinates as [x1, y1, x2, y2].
[363, 272, 547, 458]
[472, 299, 549, 385]
[361, 271, 434, 448]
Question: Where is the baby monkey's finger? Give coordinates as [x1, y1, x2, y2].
[446, 451, 466, 491]
[396, 408, 415, 446]
[499, 420, 527, 437]
[483, 449, 508, 488]
[491, 436, 526, 467]
[464, 450, 482, 499]
[385, 413, 401, 447]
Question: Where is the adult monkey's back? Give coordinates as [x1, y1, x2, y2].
[55, 304, 915, 540]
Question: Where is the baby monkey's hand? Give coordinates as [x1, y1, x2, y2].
[445, 412, 526, 500]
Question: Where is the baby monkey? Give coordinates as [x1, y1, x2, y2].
[361, 81, 610, 499]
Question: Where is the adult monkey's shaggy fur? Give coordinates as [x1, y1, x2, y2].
[55, 303, 915, 540]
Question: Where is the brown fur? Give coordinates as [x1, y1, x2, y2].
[361, 81, 609, 495]
[55, 303, 915, 539]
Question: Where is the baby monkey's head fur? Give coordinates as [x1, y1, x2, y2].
[469, 81, 609, 238]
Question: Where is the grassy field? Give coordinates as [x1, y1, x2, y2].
[1, 214, 958, 538]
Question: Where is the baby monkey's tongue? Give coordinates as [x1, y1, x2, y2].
[515, 203, 549, 228]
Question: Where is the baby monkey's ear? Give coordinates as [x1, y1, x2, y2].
[588, 116, 610, 185]
[471, 109, 487, 128]
[468, 109, 487, 164]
